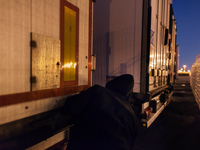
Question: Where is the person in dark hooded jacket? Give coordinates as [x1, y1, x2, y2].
[63, 74, 138, 150]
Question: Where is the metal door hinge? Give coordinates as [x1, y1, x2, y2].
[30, 76, 36, 83]
[30, 40, 37, 48]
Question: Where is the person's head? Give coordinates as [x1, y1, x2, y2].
[105, 74, 134, 102]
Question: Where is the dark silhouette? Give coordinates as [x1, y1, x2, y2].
[63, 74, 138, 150]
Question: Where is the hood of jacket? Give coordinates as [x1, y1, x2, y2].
[105, 74, 134, 102]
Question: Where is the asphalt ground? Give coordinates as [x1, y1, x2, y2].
[132, 83, 200, 150]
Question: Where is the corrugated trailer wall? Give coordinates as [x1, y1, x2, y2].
[0, 0, 31, 95]
[0, 0, 93, 149]
[92, 0, 176, 128]
[93, 0, 176, 93]
[149, 0, 174, 92]
[0, 0, 91, 96]
[170, 12, 177, 83]
[92, 0, 112, 88]
[93, 0, 143, 92]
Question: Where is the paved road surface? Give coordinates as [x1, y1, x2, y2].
[133, 83, 200, 150]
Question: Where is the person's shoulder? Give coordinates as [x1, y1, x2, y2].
[92, 84, 104, 89]
[86, 84, 103, 91]
[88, 84, 106, 94]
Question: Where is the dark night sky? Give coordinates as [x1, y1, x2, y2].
[173, 0, 200, 70]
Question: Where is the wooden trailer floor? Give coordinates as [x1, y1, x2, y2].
[133, 82, 200, 150]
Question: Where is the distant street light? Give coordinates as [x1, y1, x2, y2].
[183, 65, 186, 72]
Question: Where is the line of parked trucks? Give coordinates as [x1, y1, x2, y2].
[0, 0, 177, 149]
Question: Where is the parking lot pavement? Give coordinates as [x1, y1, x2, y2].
[132, 83, 200, 150]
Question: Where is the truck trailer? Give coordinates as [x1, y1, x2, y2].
[92, 0, 177, 127]
[0, 0, 94, 149]
[0, 0, 177, 149]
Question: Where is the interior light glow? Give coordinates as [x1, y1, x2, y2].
[63, 62, 77, 68]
